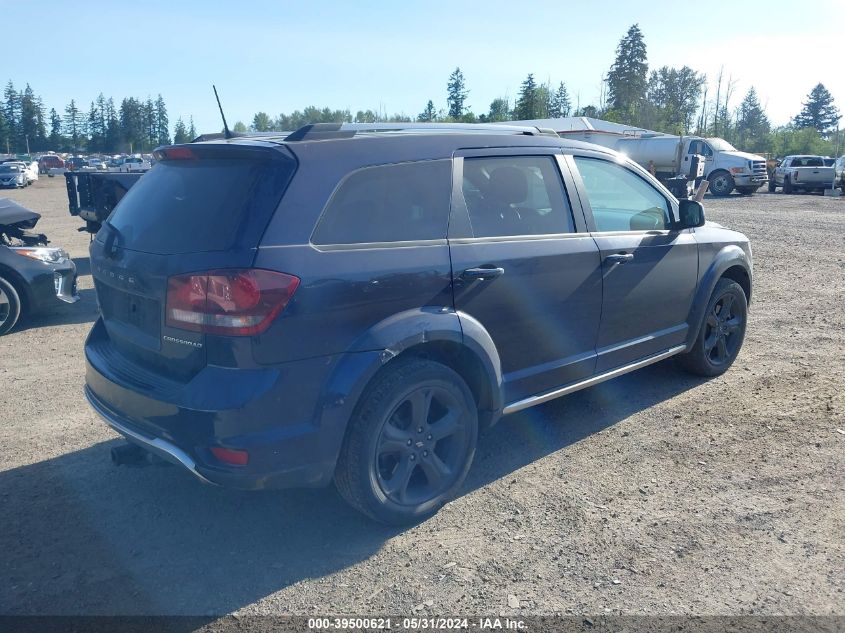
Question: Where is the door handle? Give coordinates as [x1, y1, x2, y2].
[462, 266, 505, 281]
[605, 253, 634, 264]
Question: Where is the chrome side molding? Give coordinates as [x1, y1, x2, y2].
[502, 345, 687, 415]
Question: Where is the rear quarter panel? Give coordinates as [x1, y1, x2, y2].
[252, 140, 456, 364]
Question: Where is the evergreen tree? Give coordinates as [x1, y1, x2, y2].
[417, 100, 437, 122]
[735, 87, 770, 152]
[188, 117, 196, 139]
[142, 97, 156, 149]
[34, 96, 47, 150]
[793, 83, 841, 136]
[120, 97, 144, 152]
[63, 100, 84, 151]
[487, 98, 510, 122]
[606, 24, 648, 124]
[155, 94, 170, 145]
[95, 93, 107, 146]
[87, 101, 102, 152]
[548, 82, 571, 118]
[0, 109, 9, 154]
[105, 98, 120, 152]
[173, 117, 190, 143]
[19, 84, 39, 152]
[514, 74, 541, 120]
[48, 108, 63, 150]
[446, 67, 469, 119]
[4, 81, 20, 152]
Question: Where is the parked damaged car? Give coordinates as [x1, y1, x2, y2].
[0, 163, 29, 188]
[0, 199, 79, 334]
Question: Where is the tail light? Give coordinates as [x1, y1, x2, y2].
[165, 269, 299, 336]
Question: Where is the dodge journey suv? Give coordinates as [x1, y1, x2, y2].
[85, 123, 752, 524]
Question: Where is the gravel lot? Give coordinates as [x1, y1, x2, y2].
[0, 176, 842, 617]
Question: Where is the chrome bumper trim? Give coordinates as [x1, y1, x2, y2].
[502, 345, 687, 415]
[85, 386, 216, 485]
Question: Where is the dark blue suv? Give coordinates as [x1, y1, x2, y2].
[85, 123, 752, 524]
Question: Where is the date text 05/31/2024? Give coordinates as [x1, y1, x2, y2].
[307, 617, 527, 630]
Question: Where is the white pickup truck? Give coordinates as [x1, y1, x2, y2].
[769, 155, 835, 194]
[115, 156, 151, 173]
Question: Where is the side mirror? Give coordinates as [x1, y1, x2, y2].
[678, 199, 705, 228]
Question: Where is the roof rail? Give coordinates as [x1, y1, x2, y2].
[283, 122, 559, 142]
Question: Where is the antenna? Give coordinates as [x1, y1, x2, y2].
[213, 85, 232, 139]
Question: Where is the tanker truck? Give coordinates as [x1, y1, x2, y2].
[501, 117, 769, 196]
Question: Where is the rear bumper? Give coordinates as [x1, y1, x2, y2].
[86, 385, 217, 485]
[792, 182, 832, 190]
[84, 319, 352, 490]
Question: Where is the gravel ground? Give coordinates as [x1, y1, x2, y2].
[0, 177, 842, 617]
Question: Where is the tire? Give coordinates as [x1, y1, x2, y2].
[768, 179, 776, 193]
[709, 171, 735, 197]
[0, 276, 22, 335]
[677, 278, 747, 377]
[783, 176, 793, 194]
[335, 358, 479, 525]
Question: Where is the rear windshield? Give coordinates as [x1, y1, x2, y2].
[792, 157, 824, 167]
[105, 157, 294, 254]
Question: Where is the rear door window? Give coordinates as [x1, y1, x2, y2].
[311, 159, 451, 245]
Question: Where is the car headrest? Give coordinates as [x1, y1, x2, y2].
[487, 166, 528, 205]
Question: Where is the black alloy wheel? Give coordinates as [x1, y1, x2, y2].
[702, 292, 744, 366]
[677, 278, 748, 377]
[374, 384, 471, 507]
[335, 358, 478, 524]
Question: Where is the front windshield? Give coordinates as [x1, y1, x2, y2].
[0, 165, 21, 173]
[707, 138, 738, 152]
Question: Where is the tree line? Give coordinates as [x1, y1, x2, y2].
[244, 24, 843, 157]
[0, 81, 197, 154]
[6, 24, 842, 158]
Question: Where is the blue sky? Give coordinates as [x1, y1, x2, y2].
[2, 0, 842, 133]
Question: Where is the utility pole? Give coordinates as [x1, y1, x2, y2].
[25, 135, 30, 154]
